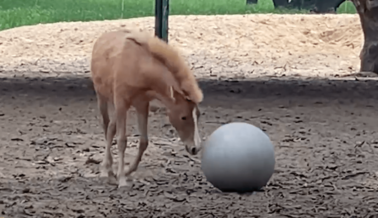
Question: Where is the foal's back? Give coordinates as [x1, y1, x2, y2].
[90, 30, 173, 102]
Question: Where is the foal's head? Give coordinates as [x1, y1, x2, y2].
[167, 87, 202, 155]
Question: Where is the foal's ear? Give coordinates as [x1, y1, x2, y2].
[169, 85, 185, 102]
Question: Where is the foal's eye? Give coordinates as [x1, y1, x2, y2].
[181, 116, 187, 120]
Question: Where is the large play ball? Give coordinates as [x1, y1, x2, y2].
[201, 122, 275, 193]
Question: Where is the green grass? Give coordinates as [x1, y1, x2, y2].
[0, 0, 357, 31]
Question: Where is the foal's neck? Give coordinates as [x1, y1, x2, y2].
[145, 61, 181, 110]
[147, 78, 179, 111]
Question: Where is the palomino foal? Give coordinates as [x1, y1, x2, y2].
[90, 29, 204, 187]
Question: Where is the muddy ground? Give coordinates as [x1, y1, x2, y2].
[1, 66, 378, 217]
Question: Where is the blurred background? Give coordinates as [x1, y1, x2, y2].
[0, 0, 356, 31]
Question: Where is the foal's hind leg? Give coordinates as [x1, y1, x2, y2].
[97, 94, 110, 138]
[125, 101, 150, 176]
[97, 95, 116, 181]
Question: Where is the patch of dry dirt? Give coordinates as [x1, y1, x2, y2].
[0, 14, 363, 78]
[1, 14, 378, 217]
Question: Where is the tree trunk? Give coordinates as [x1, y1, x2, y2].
[352, 0, 378, 73]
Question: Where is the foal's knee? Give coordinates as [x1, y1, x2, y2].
[117, 135, 127, 149]
[107, 121, 116, 133]
[105, 121, 116, 140]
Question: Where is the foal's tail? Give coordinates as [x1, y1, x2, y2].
[124, 30, 203, 104]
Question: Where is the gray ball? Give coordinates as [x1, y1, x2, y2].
[201, 122, 275, 193]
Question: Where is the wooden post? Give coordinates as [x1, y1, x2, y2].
[155, 0, 169, 43]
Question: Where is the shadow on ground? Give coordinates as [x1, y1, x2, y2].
[1, 75, 378, 108]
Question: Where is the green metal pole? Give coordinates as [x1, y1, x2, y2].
[155, 0, 169, 43]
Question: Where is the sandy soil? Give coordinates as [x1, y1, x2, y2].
[0, 14, 363, 78]
[1, 14, 378, 217]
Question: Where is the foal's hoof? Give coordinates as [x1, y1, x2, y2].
[100, 167, 115, 178]
[99, 175, 118, 186]
[118, 178, 129, 188]
[99, 171, 118, 185]
[107, 175, 118, 185]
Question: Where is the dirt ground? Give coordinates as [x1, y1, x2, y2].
[1, 14, 378, 217]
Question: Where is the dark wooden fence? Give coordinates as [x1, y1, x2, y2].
[247, 0, 347, 13]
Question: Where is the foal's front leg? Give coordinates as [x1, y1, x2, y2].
[125, 101, 149, 176]
[115, 99, 130, 188]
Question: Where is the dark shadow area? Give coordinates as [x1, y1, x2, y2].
[1, 75, 378, 109]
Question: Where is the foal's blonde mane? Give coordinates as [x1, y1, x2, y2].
[124, 29, 203, 103]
